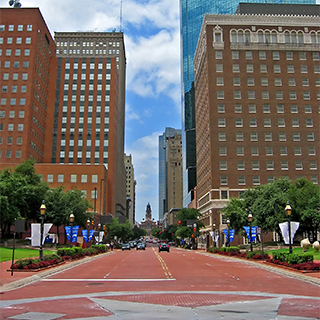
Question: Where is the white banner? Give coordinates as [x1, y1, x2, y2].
[31, 223, 53, 247]
[279, 221, 300, 245]
[209, 231, 219, 243]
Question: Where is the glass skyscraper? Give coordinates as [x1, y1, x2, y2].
[180, 0, 317, 207]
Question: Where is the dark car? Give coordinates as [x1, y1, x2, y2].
[136, 243, 146, 250]
[159, 243, 170, 252]
[122, 243, 131, 251]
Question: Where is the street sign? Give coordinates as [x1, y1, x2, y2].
[187, 220, 197, 228]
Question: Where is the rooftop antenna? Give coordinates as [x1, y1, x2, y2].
[120, 0, 123, 32]
[9, 0, 21, 7]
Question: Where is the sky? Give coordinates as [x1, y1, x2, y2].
[0, 0, 181, 222]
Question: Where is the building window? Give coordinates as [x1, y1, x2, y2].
[295, 161, 303, 170]
[216, 77, 224, 86]
[57, 174, 64, 183]
[238, 176, 245, 185]
[248, 104, 256, 113]
[274, 65, 281, 73]
[248, 91, 255, 99]
[217, 91, 224, 99]
[236, 132, 243, 141]
[252, 161, 259, 170]
[235, 118, 243, 127]
[232, 51, 239, 59]
[232, 64, 240, 72]
[220, 175, 228, 185]
[310, 161, 317, 170]
[265, 146, 273, 156]
[219, 146, 227, 156]
[263, 104, 270, 113]
[265, 133, 272, 141]
[216, 64, 223, 72]
[294, 147, 302, 156]
[81, 174, 87, 183]
[293, 133, 300, 141]
[234, 104, 242, 113]
[47, 174, 53, 183]
[234, 91, 241, 99]
[247, 77, 254, 86]
[307, 133, 314, 141]
[260, 65, 267, 73]
[217, 104, 225, 113]
[306, 118, 313, 127]
[273, 52, 280, 60]
[266, 161, 274, 170]
[220, 161, 227, 170]
[277, 104, 284, 113]
[237, 161, 245, 170]
[291, 105, 298, 113]
[280, 147, 287, 156]
[250, 132, 258, 141]
[91, 190, 98, 199]
[308, 146, 316, 155]
[261, 91, 269, 99]
[276, 91, 283, 100]
[278, 118, 285, 127]
[236, 146, 244, 156]
[249, 118, 257, 127]
[292, 118, 299, 127]
[261, 78, 268, 86]
[246, 64, 253, 73]
[92, 174, 98, 183]
[251, 147, 259, 156]
[281, 161, 288, 170]
[253, 176, 260, 185]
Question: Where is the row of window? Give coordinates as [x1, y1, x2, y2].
[220, 175, 318, 186]
[0, 110, 25, 118]
[0, 150, 22, 158]
[2, 85, 27, 93]
[0, 136, 23, 145]
[0, 123, 24, 131]
[219, 146, 316, 157]
[56, 41, 120, 47]
[0, 24, 32, 32]
[215, 50, 320, 61]
[0, 37, 31, 44]
[216, 77, 320, 87]
[1, 98, 26, 105]
[46, 173, 99, 183]
[64, 83, 110, 91]
[218, 132, 315, 142]
[64, 73, 111, 80]
[62, 95, 110, 102]
[61, 140, 108, 147]
[217, 104, 319, 114]
[219, 160, 317, 171]
[3, 60, 29, 68]
[62, 105, 109, 113]
[216, 90, 319, 100]
[217, 117, 314, 128]
[1, 49, 31, 56]
[215, 63, 320, 74]
[3, 72, 28, 80]
[60, 151, 108, 158]
[57, 49, 120, 56]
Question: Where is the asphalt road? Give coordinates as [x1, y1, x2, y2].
[1, 245, 319, 319]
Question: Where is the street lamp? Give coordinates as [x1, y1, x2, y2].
[226, 219, 230, 247]
[86, 219, 90, 248]
[248, 212, 253, 252]
[212, 223, 216, 247]
[39, 200, 46, 260]
[69, 212, 75, 248]
[285, 201, 292, 254]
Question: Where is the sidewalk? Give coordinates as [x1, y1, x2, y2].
[0, 252, 112, 292]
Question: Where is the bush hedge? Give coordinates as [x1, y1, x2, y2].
[11, 245, 107, 270]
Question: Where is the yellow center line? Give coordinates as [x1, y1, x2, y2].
[152, 248, 173, 279]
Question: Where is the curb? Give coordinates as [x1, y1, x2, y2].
[0, 251, 113, 293]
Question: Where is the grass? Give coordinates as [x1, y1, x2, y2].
[264, 246, 320, 261]
[0, 247, 54, 262]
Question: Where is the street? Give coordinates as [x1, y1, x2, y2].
[1, 245, 319, 319]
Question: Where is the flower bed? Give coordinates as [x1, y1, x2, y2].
[208, 247, 268, 260]
[9, 245, 107, 272]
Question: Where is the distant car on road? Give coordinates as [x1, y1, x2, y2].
[122, 243, 131, 251]
[136, 243, 146, 250]
[159, 243, 170, 252]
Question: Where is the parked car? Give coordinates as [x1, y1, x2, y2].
[122, 243, 131, 251]
[136, 243, 146, 250]
[159, 243, 170, 252]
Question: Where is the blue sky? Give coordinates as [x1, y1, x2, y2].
[0, 0, 181, 222]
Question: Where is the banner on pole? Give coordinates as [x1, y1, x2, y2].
[31, 223, 53, 247]
[65, 226, 79, 243]
[82, 229, 95, 242]
[209, 231, 219, 243]
[243, 226, 258, 242]
[222, 229, 235, 243]
[279, 222, 300, 245]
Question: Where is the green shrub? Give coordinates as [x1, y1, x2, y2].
[57, 247, 75, 258]
[83, 248, 97, 256]
[42, 253, 62, 262]
[246, 250, 269, 260]
[92, 245, 106, 252]
[73, 247, 83, 255]
[272, 251, 314, 265]
[220, 247, 239, 253]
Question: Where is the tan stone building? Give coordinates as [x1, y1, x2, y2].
[193, 12, 320, 248]
[124, 154, 136, 225]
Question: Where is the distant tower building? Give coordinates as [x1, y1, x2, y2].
[158, 128, 182, 221]
[140, 203, 156, 236]
[124, 153, 136, 225]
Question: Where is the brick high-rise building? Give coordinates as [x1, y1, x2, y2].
[0, 8, 127, 218]
[124, 153, 136, 225]
[193, 9, 320, 247]
[0, 8, 56, 164]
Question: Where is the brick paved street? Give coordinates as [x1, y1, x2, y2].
[0, 246, 319, 319]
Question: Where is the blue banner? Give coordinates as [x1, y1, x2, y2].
[65, 226, 79, 243]
[243, 226, 257, 242]
[223, 229, 235, 243]
[82, 229, 95, 242]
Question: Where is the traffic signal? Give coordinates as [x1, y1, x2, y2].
[194, 227, 197, 233]
[178, 220, 181, 227]
[103, 225, 105, 230]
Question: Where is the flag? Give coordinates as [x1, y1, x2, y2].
[279, 222, 300, 244]
[243, 226, 258, 242]
[223, 229, 235, 243]
[31, 223, 53, 247]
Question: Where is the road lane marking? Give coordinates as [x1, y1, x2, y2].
[153, 248, 173, 279]
[42, 278, 175, 282]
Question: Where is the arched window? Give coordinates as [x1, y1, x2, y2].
[271, 31, 278, 44]
[258, 31, 264, 44]
[230, 30, 237, 44]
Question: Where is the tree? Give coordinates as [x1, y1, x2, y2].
[0, 161, 48, 238]
[151, 227, 161, 238]
[288, 178, 320, 241]
[106, 218, 132, 242]
[132, 225, 146, 239]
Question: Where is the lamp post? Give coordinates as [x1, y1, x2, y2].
[248, 212, 253, 252]
[285, 201, 292, 254]
[226, 219, 230, 247]
[86, 219, 90, 248]
[39, 200, 46, 260]
[69, 212, 75, 248]
[212, 223, 216, 247]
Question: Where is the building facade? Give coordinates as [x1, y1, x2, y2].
[124, 153, 136, 225]
[140, 203, 157, 236]
[158, 127, 182, 221]
[180, 0, 317, 208]
[0, 8, 127, 218]
[0, 8, 56, 164]
[193, 11, 320, 247]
